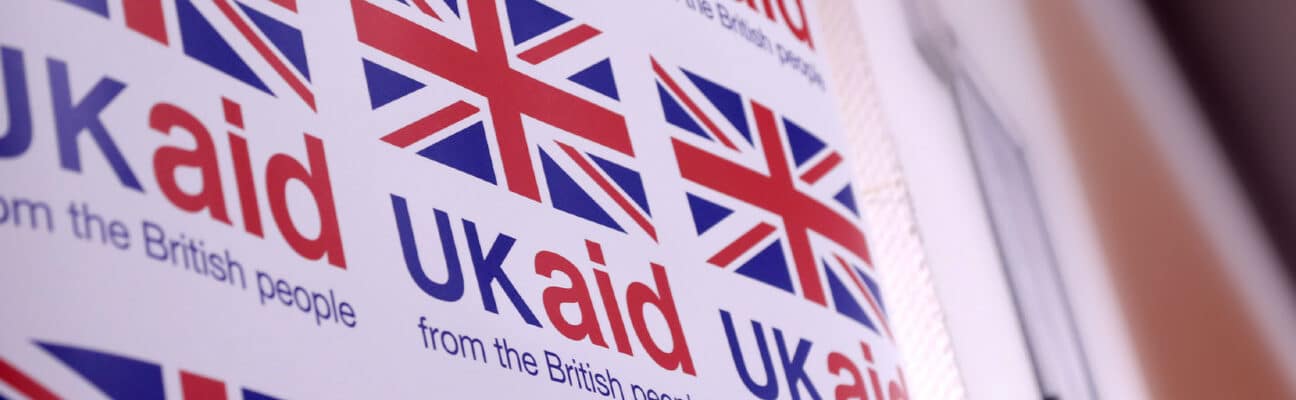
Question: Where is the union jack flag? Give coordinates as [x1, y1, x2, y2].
[653, 58, 891, 336]
[56, 0, 316, 109]
[353, 0, 655, 240]
[0, 341, 281, 399]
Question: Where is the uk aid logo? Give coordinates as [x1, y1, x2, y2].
[354, 0, 656, 241]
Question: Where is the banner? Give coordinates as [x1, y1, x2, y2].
[0, 0, 905, 398]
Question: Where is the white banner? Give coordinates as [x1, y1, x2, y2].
[0, 0, 905, 398]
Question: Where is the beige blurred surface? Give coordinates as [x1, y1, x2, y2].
[1029, 0, 1295, 398]
[826, 0, 1296, 397]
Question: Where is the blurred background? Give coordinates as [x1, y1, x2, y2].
[834, 0, 1296, 398]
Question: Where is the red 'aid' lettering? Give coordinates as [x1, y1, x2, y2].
[150, 103, 231, 225]
[594, 268, 634, 356]
[266, 134, 347, 269]
[586, 240, 605, 265]
[733, 0, 815, 49]
[778, 0, 813, 49]
[888, 369, 910, 400]
[627, 263, 695, 375]
[537, 250, 610, 348]
[863, 342, 885, 400]
[828, 352, 869, 400]
[222, 97, 243, 128]
[228, 133, 263, 237]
